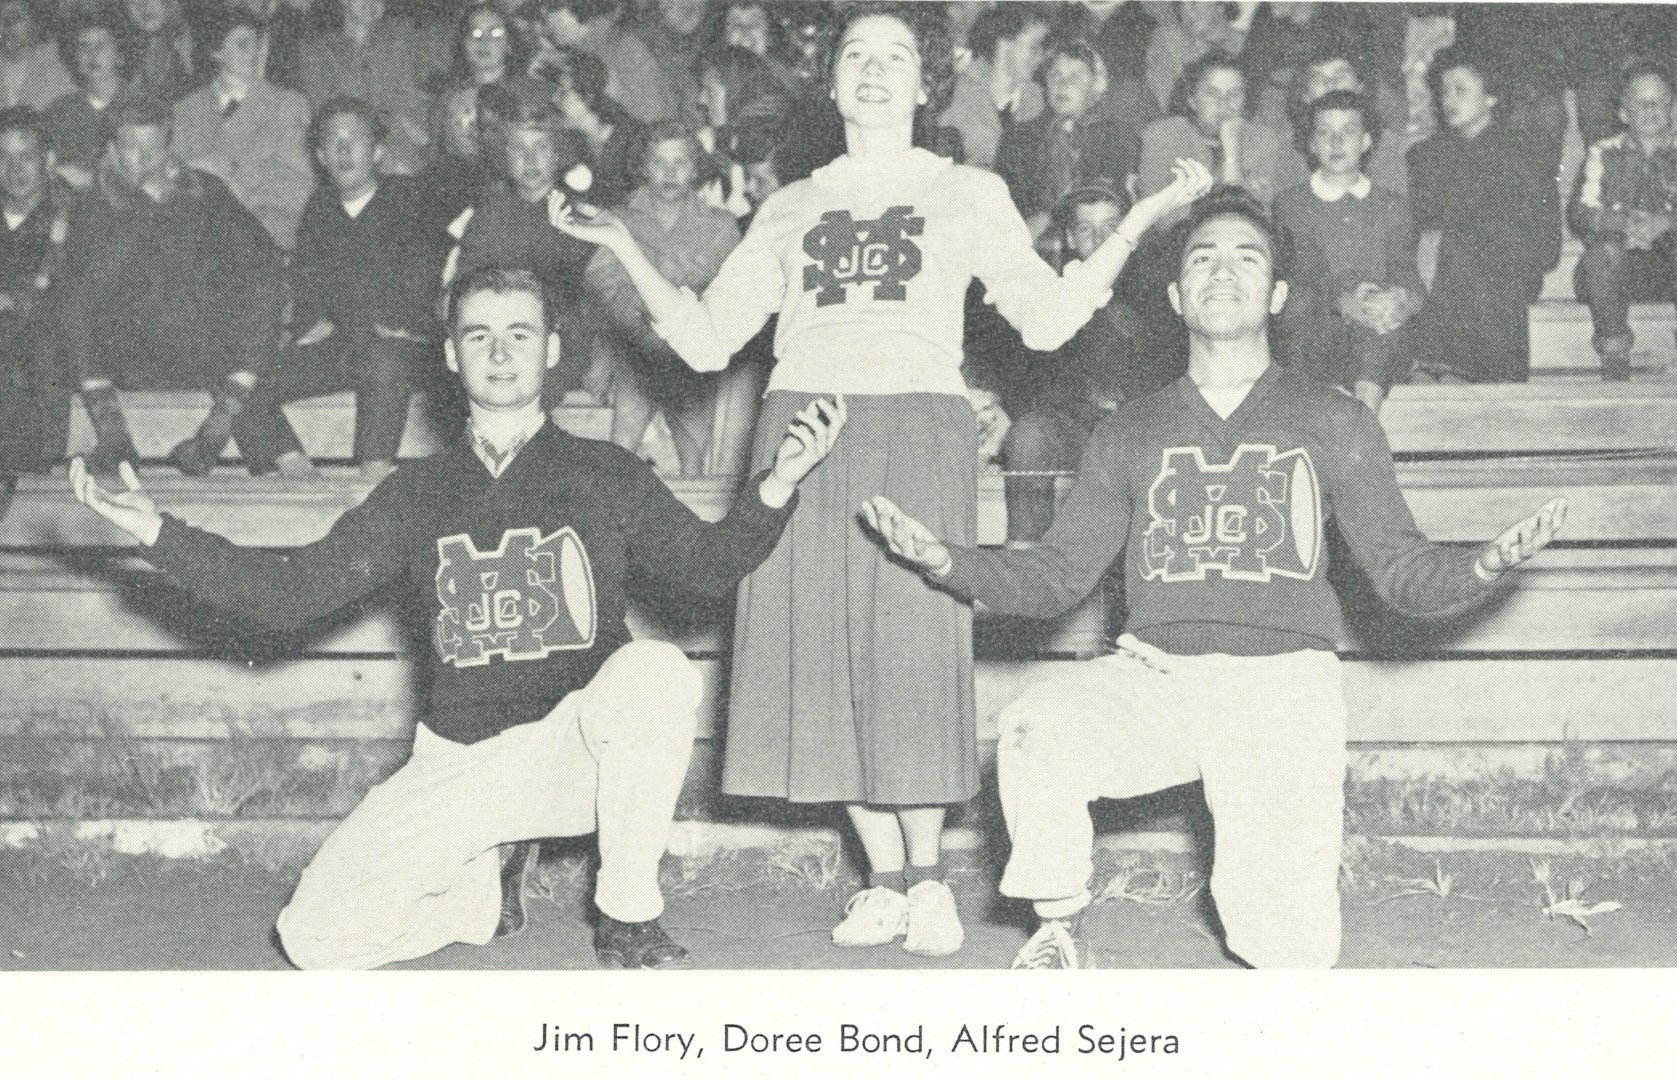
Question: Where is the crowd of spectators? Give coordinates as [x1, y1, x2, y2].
[2, 1, 1676, 520]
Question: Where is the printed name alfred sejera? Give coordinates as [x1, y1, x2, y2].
[533, 1021, 1181, 1058]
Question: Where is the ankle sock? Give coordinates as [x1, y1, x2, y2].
[868, 869, 906, 894]
[905, 862, 944, 889]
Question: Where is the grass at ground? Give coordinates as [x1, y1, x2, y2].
[3, 836, 1676, 971]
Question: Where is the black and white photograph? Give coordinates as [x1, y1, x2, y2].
[2, 0, 1676, 1073]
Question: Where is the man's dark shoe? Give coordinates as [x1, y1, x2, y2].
[82, 386, 138, 474]
[494, 840, 541, 939]
[84, 437, 137, 476]
[166, 437, 213, 477]
[594, 915, 692, 969]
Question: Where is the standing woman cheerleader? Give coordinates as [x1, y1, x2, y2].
[558, 1, 1211, 958]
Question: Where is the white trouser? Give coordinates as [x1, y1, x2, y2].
[996, 634, 1348, 969]
[276, 640, 702, 970]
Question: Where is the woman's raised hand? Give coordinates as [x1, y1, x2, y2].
[1126, 158, 1216, 234]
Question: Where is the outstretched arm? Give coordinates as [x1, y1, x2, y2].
[1474, 498, 1567, 581]
[1076, 158, 1215, 287]
[976, 159, 1213, 352]
[553, 201, 690, 330]
[69, 457, 407, 632]
[1328, 407, 1565, 619]
[70, 459, 163, 546]
[629, 398, 847, 597]
[860, 495, 953, 578]
[554, 195, 782, 372]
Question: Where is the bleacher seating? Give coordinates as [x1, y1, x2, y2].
[1531, 239, 1677, 374]
[6, 376, 1677, 819]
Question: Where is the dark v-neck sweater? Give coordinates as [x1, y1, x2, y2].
[942, 363, 1496, 655]
[147, 423, 795, 742]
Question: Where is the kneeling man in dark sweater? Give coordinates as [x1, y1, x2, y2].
[864, 188, 1564, 970]
[69, 265, 846, 970]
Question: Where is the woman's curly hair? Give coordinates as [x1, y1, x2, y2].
[821, 1, 957, 117]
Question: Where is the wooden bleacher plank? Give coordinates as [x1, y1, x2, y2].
[52, 381, 1677, 470]
[1380, 381, 1677, 454]
[1537, 240, 1580, 302]
[1398, 458, 1677, 543]
[5, 655, 1676, 744]
[11, 458, 1677, 549]
[61, 391, 613, 462]
[1528, 299, 1676, 372]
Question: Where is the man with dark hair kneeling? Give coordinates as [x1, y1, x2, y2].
[864, 188, 1564, 970]
[70, 265, 846, 970]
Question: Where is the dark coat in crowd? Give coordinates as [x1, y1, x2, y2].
[57, 167, 286, 389]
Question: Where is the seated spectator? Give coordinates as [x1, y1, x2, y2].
[938, 2, 1048, 172]
[1138, 50, 1298, 213]
[445, 96, 593, 403]
[1407, 47, 1555, 383]
[172, 7, 314, 249]
[1053, 0, 1159, 91]
[0, 106, 72, 478]
[417, 73, 493, 225]
[997, 183, 1157, 543]
[121, 0, 192, 104]
[429, 3, 550, 155]
[1273, 89, 1421, 413]
[229, 98, 449, 481]
[996, 38, 1136, 239]
[697, 43, 786, 135]
[234, 0, 309, 90]
[716, 0, 797, 92]
[627, 0, 705, 128]
[556, 47, 643, 208]
[1568, 62, 1677, 383]
[534, 0, 673, 124]
[729, 113, 782, 221]
[584, 122, 742, 476]
[0, 0, 75, 110]
[56, 97, 287, 474]
[297, 0, 444, 177]
[695, 44, 786, 216]
[1277, 35, 1410, 195]
[1144, 0, 1257, 114]
[44, 16, 135, 192]
[1241, 0, 1321, 127]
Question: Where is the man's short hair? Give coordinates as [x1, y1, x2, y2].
[308, 96, 388, 152]
[536, 0, 617, 21]
[1302, 32, 1374, 88]
[476, 80, 555, 133]
[108, 96, 174, 137]
[198, 3, 265, 58]
[966, 2, 1051, 64]
[0, 105, 50, 153]
[446, 266, 548, 332]
[729, 113, 781, 167]
[1619, 60, 1675, 109]
[638, 119, 699, 167]
[1039, 36, 1104, 84]
[1052, 182, 1127, 236]
[1296, 87, 1382, 159]
[1170, 48, 1246, 119]
[70, 14, 132, 75]
[1168, 184, 1293, 285]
